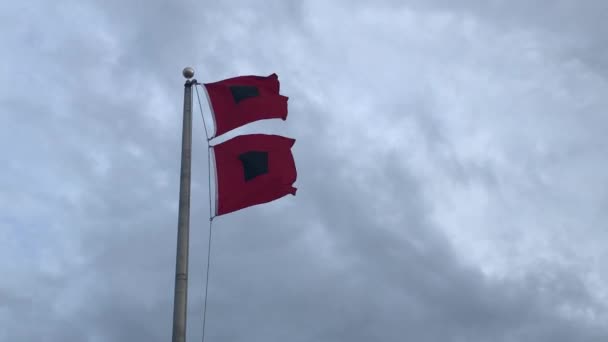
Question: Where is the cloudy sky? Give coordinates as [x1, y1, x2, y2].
[2, 0, 608, 341]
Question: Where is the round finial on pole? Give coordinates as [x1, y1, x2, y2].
[182, 67, 195, 79]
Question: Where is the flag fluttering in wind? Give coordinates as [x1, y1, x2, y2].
[203, 72, 296, 216]
[203, 73, 289, 138]
[212, 134, 297, 216]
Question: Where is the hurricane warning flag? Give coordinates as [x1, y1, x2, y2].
[212, 134, 297, 216]
[204, 74, 289, 137]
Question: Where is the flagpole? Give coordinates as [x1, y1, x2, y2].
[172, 67, 195, 342]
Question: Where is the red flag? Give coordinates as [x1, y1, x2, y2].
[212, 134, 297, 216]
[204, 74, 289, 138]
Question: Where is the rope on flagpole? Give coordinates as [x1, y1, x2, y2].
[195, 84, 215, 221]
[195, 83, 211, 141]
[201, 217, 213, 342]
[195, 83, 215, 342]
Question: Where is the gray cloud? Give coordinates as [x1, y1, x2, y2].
[2, 0, 608, 341]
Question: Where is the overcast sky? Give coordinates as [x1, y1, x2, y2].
[2, 0, 608, 341]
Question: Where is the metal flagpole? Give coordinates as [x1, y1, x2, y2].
[172, 67, 195, 342]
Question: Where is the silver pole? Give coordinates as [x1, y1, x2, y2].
[172, 67, 195, 342]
